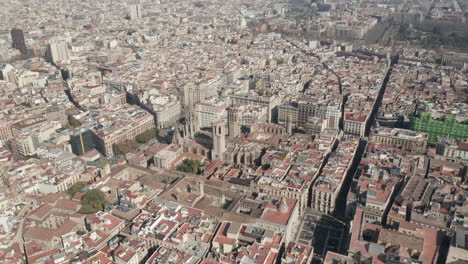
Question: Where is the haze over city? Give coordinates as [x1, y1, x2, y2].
[0, 0, 467, 263]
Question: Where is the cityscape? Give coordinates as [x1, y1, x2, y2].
[0, 0, 467, 263]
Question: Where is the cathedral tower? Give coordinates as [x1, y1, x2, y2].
[212, 120, 226, 160]
[228, 107, 241, 138]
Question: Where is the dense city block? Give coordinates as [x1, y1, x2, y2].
[0, 0, 467, 263]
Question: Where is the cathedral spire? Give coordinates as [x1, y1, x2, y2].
[286, 114, 293, 135]
[173, 125, 181, 146]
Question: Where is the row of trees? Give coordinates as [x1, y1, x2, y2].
[112, 140, 137, 156]
[136, 128, 157, 143]
[112, 128, 158, 156]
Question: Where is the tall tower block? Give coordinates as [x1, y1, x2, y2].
[11, 28, 27, 54]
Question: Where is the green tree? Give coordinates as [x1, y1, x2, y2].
[78, 189, 107, 214]
[113, 144, 124, 156]
[69, 117, 82, 128]
[176, 159, 201, 174]
[136, 128, 157, 143]
[66, 182, 88, 197]
[112, 140, 137, 156]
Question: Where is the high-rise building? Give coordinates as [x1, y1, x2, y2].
[0, 64, 15, 83]
[180, 84, 205, 109]
[278, 103, 298, 126]
[195, 98, 227, 128]
[129, 4, 142, 20]
[47, 39, 69, 64]
[93, 112, 155, 157]
[230, 94, 280, 123]
[11, 28, 27, 54]
[154, 100, 181, 129]
[298, 101, 340, 130]
[10, 133, 39, 157]
[70, 128, 97, 156]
